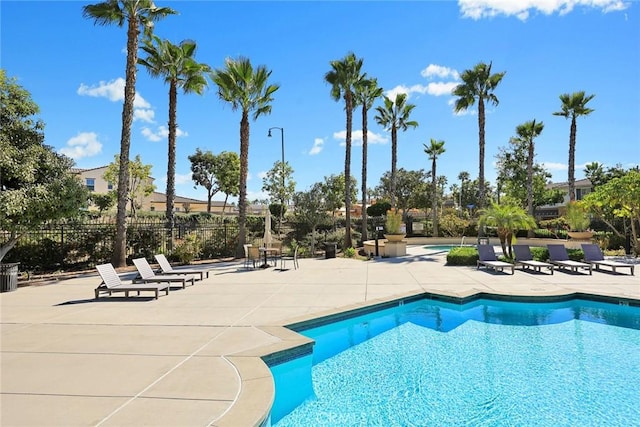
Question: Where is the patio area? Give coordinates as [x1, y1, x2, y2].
[1, 243, 639, 426]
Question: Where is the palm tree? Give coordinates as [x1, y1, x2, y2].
[424, 139, 446, 237]
[553, 91, 595, 202]
[354, 77, 383, 243]
[211, 57, 279, 256]
[325, 52, 364, 249]
[374, 93, 418, 209]
[139, 35, 210, 227]
[515, 119, 544, 235]
[478, 203, 536, 259]
[452, 61, 506, 209]
[82, 1, 176, 268]
[458, 171, 470, 214]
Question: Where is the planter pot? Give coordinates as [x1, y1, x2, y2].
[567, 231, 594, 240]
[384, 234, 406, 242]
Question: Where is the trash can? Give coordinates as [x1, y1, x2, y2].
[324, 242, 337, 259]
[0, 262, 20, 293]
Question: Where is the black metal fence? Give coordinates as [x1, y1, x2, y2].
[1, 217, 240, 273]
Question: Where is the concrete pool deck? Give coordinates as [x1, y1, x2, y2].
[1, 242, 639, 426]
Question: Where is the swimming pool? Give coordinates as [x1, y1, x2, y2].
[268, 296, 640, 426]
[423, 244, 473, 253]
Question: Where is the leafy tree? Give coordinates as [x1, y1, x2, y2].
[139, 35, 210, 226]
[90, 192, 116, 214]
[452, 61, 506, 209]
[367, 201, 391, 218]
[322, 173, 357, 231]
[211, 57, 279, 256]
[374, 93, 418, 209]
[292, 183, 331, 255]
[583, 161, 606, 188]
[478, 203, 536, 259]
[376, 168, 427, 222]
[354, 77, 383, 242]
[82, 0, 176, 267]
[0, 70, 88, 261]
[553, 91, 595, 202]
[188, 149, 240, 214]
[262, 160, 296, 234]
[325, 52, 364, 249]
[424, 139, 446, 237]
[583, 170, 640, 253]
[103, 154, 155, 217]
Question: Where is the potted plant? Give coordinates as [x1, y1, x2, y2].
[384, 210, 405, 242]
[565, 201, 593, 240]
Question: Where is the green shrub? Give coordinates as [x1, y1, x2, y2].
[344, 247, 356, 258]
[446, 247, 478, 266]
[530, 246, 549, 261]
[170, 233, 201, 264]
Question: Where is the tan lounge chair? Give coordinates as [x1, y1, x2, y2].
[132, 258, 196, 289]
[513, 245, 554, 274]
[477, 245, 514, 274]
[581, 244, 635, 275]
[95, 263, 169, 299]
[547, 244, 592, 275]
[154, 254, 211, 280]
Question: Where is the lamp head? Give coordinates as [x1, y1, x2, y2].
[267, 129, 272, 137]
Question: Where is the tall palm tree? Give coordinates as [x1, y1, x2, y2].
[458, 171, 470, 213]
[139, 35, 210, 227]
[478, 203, 536, 259]
[374, 93, 418, 209]
[553, 91, 595, 202]
[211, 57, 279, 256]
[515, 119, 544, 236]
[424, 139, 446, 237]
[452, 61, 506, 209]
[354, 77, 383, 243]
[82, 1, 176, 268]
[324, 52, 364, 249]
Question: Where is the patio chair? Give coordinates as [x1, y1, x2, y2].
[547, 244, 592, 275]
[132, 258, 197, 289]
[154, 254, 211, 280]
[268, 241, 282, 266]
[245, 245, 260, 269]
[581, 244, 635, 275]
[513, 245, 554, 274]
[280, 245, 299, 271]
[476, 245, 514, 274]
[95, 263, 169, 299]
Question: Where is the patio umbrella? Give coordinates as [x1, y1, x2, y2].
[263, 208, 272, 246]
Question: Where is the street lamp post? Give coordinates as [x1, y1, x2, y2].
[268, 127, 285, 238]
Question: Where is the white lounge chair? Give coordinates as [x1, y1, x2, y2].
[477, 245, 514, 274]
[513, 245, 554, 274]
[132, 258, 196, 289]
[581, 244, 635, 275]
[547, 244, 592, 275]
[154, 254, 211, 280]
[95, 263, 169, 299]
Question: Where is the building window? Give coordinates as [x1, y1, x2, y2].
[85, 178, 95, 192]
[107, 182, 113, 190]
[576, 188, 590, 200]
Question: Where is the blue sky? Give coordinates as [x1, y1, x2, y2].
[2, 0, 639, 203]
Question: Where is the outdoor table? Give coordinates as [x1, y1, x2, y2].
[258, 247, 280, 268]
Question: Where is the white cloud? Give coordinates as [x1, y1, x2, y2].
[386, 81, 459, 100]
[59, 132, 102, 160]
[134, 108, 155, 123]
[541, 161, 567, 171]
[421, 64, 460, 80]
[257, 171, 268, 179]
[309, 138, 324, 155]
[175, 173, 192, 185]
[141, 125, 188, 142]
[458, 0, 629, 21]
[77, 77, 151, 109]
[333, 130, 389, 147]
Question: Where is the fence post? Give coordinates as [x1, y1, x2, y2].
[60, 224, 65, 268]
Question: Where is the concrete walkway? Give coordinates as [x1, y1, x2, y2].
[1, 245, 638, 426]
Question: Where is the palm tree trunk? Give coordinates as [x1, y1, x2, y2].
[166, 81, 177, 227]
[432, 158, 438, 237]
[237, 111, 250, 257]
[568, 116, 577, 202]
[361, 106, 368, 243]
[477, 98, 486, 209]
[344, 93, 353, 249]
[111, 14, 139, 268]
[391, 125, 398, 209]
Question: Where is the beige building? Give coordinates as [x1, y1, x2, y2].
[536, 178, 593, 219]
[73, 166, 234, 214]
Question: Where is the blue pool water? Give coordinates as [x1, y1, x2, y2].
[423, 244, 472, 253]
[270, 298, 640, 426]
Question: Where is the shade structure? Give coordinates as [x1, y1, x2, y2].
[263, 208, 272, 246]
